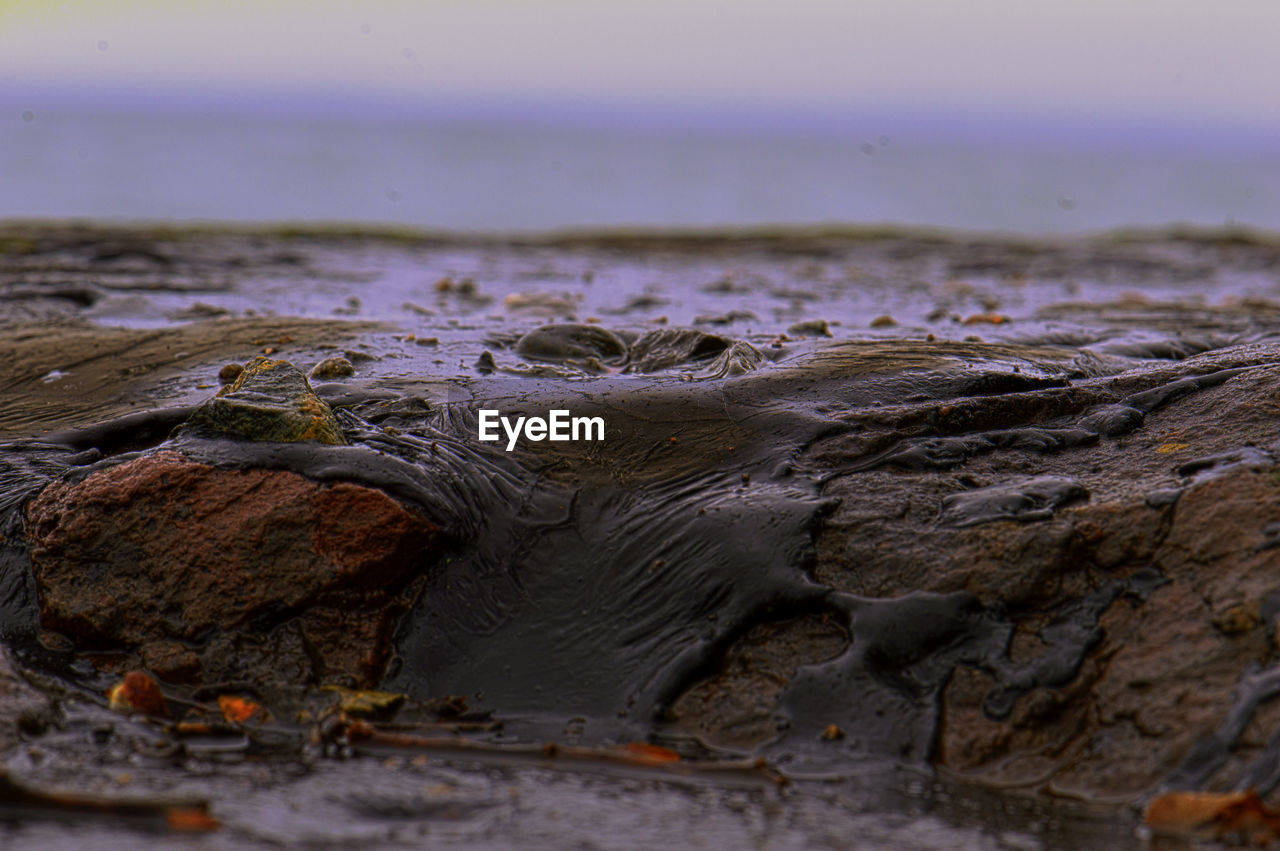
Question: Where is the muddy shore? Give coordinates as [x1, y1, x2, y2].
[2, 224, 1280, 847]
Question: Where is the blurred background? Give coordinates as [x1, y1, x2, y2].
[1, 0, 1276, 234]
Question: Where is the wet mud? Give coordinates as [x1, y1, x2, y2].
[1, 224, 1280, 846]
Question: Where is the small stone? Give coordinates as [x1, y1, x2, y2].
[870, 315, 897, 328]
[218, 363, 243, 384]
[1212, 604, 1260, 636]
[180, 357, 346, 445]
[310, 356, 356, 380]
[786, 319, 832, 337]
[107, 671, 170, 718]
[516, 324, 626, 364]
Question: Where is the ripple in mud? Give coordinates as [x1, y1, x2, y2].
[5, 227, 1280, 846]
[4, 335, 1251, 771]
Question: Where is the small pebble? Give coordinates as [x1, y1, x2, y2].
[218, 363, 243, 384]
[786, 319, 832, 337]
[107, 671, 169, 718]
[1213, 604, 1260, 635]
[310, 356, 355, 379]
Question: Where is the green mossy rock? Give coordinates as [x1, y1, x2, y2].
[178, 357, 346, 445]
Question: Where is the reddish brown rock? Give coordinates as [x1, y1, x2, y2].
[27, 450, 440, 688]
[682, 363, 1280, 802]
[935, 466, 1280, 798]
[139, 641, 202, 684]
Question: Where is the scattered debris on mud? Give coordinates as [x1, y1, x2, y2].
[2, 224, 1280, 847]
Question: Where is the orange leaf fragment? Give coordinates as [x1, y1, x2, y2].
[623, 742, 681, 764]
[107, 671, 170, 719]
[962, 313, 1009, 325]
[166, 807, 221, 832]
[218, 695, 264, 724]
[1145, 789, 1280, 841]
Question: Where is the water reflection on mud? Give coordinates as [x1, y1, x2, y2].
[2, 225, 1280, 847]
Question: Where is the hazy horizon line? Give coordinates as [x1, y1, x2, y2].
[5, 82, 1278, 153]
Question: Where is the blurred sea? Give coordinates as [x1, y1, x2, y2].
[2, 99, 1277, 234]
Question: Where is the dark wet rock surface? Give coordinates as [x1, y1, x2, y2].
[938, 476, 1088, 527]
[1, 224, 1280, 846]
[514, 323, 627, 364]
[623, 327, 738, 372]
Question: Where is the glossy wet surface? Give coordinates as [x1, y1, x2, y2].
[2, 225, 1280, 847]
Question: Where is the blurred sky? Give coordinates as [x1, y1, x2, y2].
[2, 0, 1277, 136]
[2, 1, 1277, 231]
